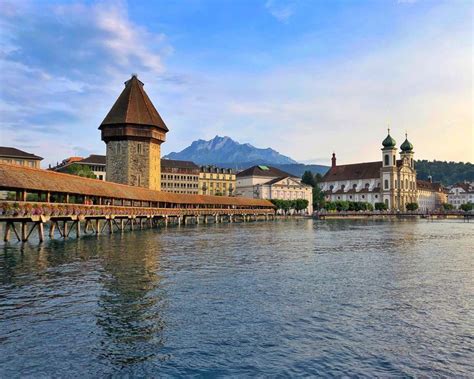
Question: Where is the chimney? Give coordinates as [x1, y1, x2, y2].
[331, 153, 336, 168]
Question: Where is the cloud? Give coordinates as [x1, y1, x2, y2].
[0, 0, 173, 165]
[265, 0, 295, 23]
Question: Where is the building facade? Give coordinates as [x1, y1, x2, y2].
[320, 131, 418, 210]
[99, 75, 168, 190]
[448, 182, 474, 209]
[51, 154, 107, 180]
[416, 178, 447, 212]
[161, 159, 200, 194]
[199, 166, 236, 196]
[0, 147, 43, 168]
[235, 165, 313, 213]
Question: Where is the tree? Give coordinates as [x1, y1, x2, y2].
[301, 171, 316, 187]
[442, 203, 454, 211]
[460, 202, 473, 212]
[375, 202, 387, 211]
[64, 164, 96, 179]
[295, 199, 309, 213]
[406, 202, 419, 211]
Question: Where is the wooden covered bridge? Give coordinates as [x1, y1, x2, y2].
[0, 163, 275, 243]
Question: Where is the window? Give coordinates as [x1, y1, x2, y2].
[405, 179, 408, 189]
[341, 184, 345, 191]
[384, 179, 389, 189]
[393, 155, 396, 165]
[137, 143, 143, 154]
[330, 185, 334, 191]
[353, 184, 357, 190]
[384, 155, 389, 166]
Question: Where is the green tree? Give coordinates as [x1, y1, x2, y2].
[295, 199, 309, 213]
[442, 203, 454, 210]
[375, 202, 388, 211]
[301, 171, 316, 187]
[406, 202, 419, 211]
[64, 164, 96, 179]
[460, 202, 473, 212]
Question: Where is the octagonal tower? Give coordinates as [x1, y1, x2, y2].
[99, 75, 168, 190]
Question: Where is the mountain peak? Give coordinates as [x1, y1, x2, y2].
[164, 136, 297, 166]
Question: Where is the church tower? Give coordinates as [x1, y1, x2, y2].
[380, 129, 397, 209]
[399, 133, 417, 208]
[99, 75, 168, 190]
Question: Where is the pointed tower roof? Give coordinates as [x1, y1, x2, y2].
[100, 75, 168, 132]
[382, 128, 396, 148]
[400, 133, 414, 152]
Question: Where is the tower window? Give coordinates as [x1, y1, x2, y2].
[137, 143, 143, 154]
[384, 155, 389, 166]
[384, 179, 389, 189]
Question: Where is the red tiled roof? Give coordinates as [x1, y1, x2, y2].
[0, 163, 273, 208]
[100, 75, 168, 132]
[322, 161, 382, 181]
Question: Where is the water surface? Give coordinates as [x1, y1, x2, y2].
[0, 219, 473, 377]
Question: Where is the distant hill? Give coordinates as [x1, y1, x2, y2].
[164, 136, 297, 166]
[415, 160, 473, 185]
[272, 163, 329, 177]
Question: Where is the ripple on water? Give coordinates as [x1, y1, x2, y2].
[0, 219, 473, 377]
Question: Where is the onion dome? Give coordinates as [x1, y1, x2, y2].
[400, 133, 413, 152]
[382, 129, 396, 148]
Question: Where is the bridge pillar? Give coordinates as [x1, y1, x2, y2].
[38, 222, 44, 243]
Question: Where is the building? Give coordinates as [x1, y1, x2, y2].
[51, 154, 107, 180]
[320, 131, 418, 210]
[0, 146, 43, 168]
[199, 165, 236, 196]
[448, 182, 474, 209]
[416, 178, 447, 212]
[235, 165, 313, 213]
[99, 74, 168, 190]
[161, 159, 200, 194]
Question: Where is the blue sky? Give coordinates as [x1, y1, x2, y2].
[0, 0, 472, 166]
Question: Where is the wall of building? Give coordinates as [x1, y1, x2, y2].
[199, 171, 236, 196]
[0, 158, 40, 168]
[106, 140, 161, 190]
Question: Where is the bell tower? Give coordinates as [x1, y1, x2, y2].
[380, 129, 397, 210]
[99, 75, 168, 190]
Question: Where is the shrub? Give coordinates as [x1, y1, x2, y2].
[406, 202, 419, 211]
[375, 202, 388, 211]
[460, 202, 473, 212]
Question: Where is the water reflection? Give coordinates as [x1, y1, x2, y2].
[95, 233, 168, 367]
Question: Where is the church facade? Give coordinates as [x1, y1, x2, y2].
[319, 131, 418, 210]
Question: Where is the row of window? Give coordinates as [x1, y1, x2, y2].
[161, 174, 199, 181]
[1, 158, 37, 168]
[162, 183, 199, 189]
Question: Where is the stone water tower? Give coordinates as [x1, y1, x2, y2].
[99, 75, 168, 190]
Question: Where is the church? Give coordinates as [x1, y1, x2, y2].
[319, 131, 418, 210]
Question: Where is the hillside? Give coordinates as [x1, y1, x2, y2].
[415, 160, 473, 185]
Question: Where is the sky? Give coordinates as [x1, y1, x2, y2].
[0, 0, 472, 167]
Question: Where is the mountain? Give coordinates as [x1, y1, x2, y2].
[164, 136, 298, 166]
[272, 164, 329, 177]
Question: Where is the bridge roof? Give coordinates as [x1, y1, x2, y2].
[0, 163, 274, 208]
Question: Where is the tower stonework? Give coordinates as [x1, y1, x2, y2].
[99, 75, 168, 190]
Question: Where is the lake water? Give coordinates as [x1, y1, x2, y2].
[0, 219, 473, 377]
